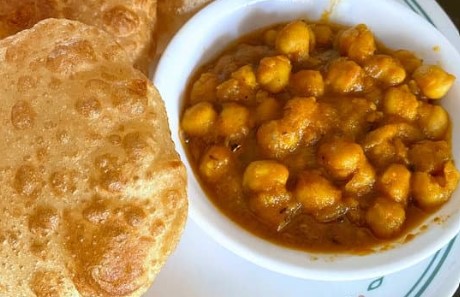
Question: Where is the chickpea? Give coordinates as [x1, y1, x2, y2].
[412, 161, 460, 209]
[412, 65, 455, 99]
[199, 146, 233, 181]
[255, 89, 272, 103]
[337, 24, 376, 62]
[190, 72, 218, 103]
[257, 55, 292, 93]
[318, 140, 365, 179]
[383, 85, 419, 121]
[366, 197, 406, 238]
[325, 58, 364, 94]
[179, 19, 460, 250]
[364, 123, 422, 150]
[282, 146, 316, 175]
[344, 195, 366, 226]
[283, 96, 318, 130]
[257, 120, 302, 158]
[255, 97, 282, 123]
[363, 124, 423, 167]
[289, 70, 325, 97]
[294, 171, 341, 213]
[243, 160, 289, 192]
[334, 97, 376, 139]
[378, 164, 411, 204]
[393, 50, 422, 74]
[213, 54, 238, 78]
[365, 138, 408, 169]
[231, 64, 258, 89]
[363, 87, 384, 106]
[311, 24, 333, 48]
[308, 26, 316, 53]
[408, 140, 450, 173]
[344, 160, 376, 196]
[275, 20, 310, 61]
[417, 102, 449, 140]
[248, 191, 300, 230]
[216, 78, 254, 102]
[363, 55, 406, 86]
[406, 79, 422, 95]
[217, 103, 251, 138]
[313, 102, 338, 135]
[256, 97, 317, 152]
[264, 29, 278, 46]
[181, 102, 217, 136]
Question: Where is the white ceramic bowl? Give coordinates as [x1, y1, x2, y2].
[153, 0, 460, 281]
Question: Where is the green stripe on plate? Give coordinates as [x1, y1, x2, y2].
[403, 1, 452, 292]
[403, 250, 440, 297]
[410, 0, 436, 27]
[387, 1, 449, 295]
[403, 0, 436, 27]
[402, 236, 457, 297]
[413, 237, 458, 297]
[403, 0, 419, 14]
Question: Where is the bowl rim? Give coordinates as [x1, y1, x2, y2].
[153, 0, 460, 281]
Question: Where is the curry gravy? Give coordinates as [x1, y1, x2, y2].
[180, 20, 458, 253]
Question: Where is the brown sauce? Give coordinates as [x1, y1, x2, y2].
[180, 20, 459, 253]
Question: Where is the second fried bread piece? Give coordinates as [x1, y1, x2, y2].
[0, 0, 157, 73]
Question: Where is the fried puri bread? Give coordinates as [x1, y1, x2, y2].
[156, 0, 212, 57]
[0, 19, 187, 297]
[0, 0, 157, 73]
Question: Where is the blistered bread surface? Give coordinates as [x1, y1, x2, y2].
[156, 0, 212, 57]
[0, 18, 187, 297]
[0, 0, 157, 73]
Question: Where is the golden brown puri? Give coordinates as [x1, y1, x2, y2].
[156, 0, 213, 58]
[60, 0, 157, 74]
[0, 19, 187, 297]
[0, 0, 57, 38]
[0, 0, 157, 73]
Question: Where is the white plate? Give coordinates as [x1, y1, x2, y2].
[148, 0, 460, 295]
[151, 221, 460, 297]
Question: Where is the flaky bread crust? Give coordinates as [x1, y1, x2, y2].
[0, 18, 187, 297]
[0, 0, 157, 73]
[156, 0, 212, 58]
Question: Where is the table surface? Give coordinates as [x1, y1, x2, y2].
[437, 0, 459, 28]
[435, 1, 460, 296]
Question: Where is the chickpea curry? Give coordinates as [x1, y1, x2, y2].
[180, 20, 460, 253]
